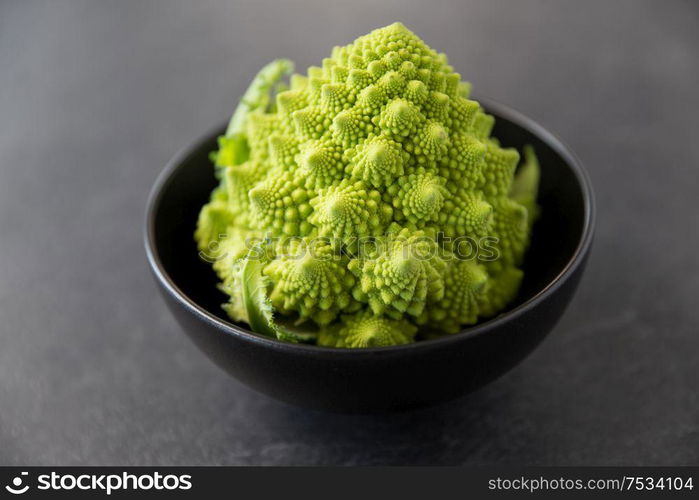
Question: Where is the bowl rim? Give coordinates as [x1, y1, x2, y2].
[145, 96, 595, 356]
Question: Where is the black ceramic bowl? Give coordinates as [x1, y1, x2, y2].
[145, 97, 595, 413]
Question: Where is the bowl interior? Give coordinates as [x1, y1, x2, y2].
[149, 102, 589, 341]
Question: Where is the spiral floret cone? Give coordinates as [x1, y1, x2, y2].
[196, 23, 540, 346]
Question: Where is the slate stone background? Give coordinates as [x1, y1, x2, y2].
[1, 0, 697, 465]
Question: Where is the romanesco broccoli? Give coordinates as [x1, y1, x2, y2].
[196, 23, 540, 347]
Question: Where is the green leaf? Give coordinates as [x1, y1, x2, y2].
[226, 59, 294, 138]
[510, 145, 541, 226]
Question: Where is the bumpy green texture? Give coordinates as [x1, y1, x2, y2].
[196, 23, 540, 347]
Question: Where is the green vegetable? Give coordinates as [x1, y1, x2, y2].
[236, 240, 319, 343]
[196, 23, 540, 347]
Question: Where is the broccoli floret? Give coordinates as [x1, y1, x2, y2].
[196, 23, 540, 347]
[318, 310, 417, 348]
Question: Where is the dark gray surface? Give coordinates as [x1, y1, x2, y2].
[1, 0, 697, 465]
